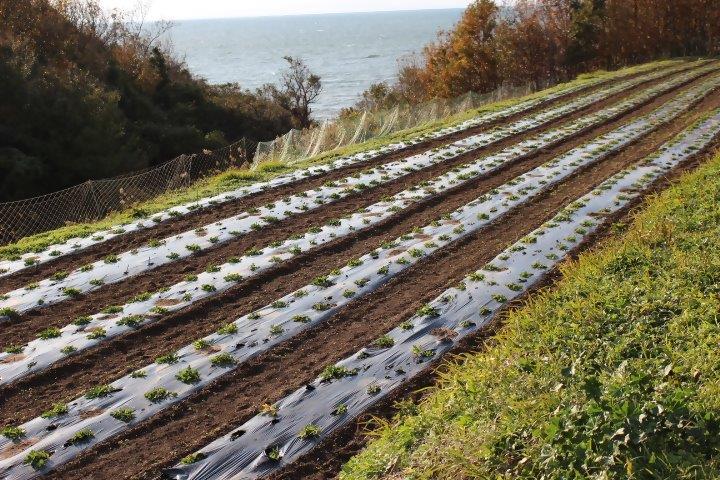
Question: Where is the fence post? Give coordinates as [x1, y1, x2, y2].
[86, 180, 104, 221]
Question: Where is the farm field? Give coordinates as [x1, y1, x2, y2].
[2, 58, 720, 479]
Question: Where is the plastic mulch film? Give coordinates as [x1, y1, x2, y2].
[1, 102, 718, 480]
[0, 61, 703, 279]
[2, 70, 719, 386]
[163, 110, 720, 480]
[1, 63, 715, 318]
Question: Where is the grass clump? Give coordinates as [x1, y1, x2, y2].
[210, 352, 236, 367]
[342, 151, 720, 479]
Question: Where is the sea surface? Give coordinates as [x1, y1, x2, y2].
[164, 9, 464, 118]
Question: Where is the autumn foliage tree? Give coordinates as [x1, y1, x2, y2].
[362, 0, 720, 107]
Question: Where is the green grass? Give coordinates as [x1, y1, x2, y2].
[0, 59, 683, 260]
[341, 150, 720, 479]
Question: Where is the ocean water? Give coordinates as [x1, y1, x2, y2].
[165, 9, 464, 118]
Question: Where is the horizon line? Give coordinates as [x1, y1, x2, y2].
[147, 6, 466, 23]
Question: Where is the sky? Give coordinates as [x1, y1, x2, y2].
[98, 0, 472, 21]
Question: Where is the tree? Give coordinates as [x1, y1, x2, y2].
[269, 56, 322, 129]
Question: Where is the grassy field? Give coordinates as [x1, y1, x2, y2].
[341, 149, 720, 479]
[0, 59, 681, 260]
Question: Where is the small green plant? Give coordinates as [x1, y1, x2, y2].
[4, 344, 23, 354]
[144, 387, 178, 403]
[85, 384, 116, 399]
[269, 324, 284, 335]
[298, 424, 320, 439]
[130, 370, 147, 378]
[312, 275, 334, 288]
[271, 300, 288, 309]
[60, 345, 76, 355]
[23, 450, 51, 470]
[104, 254, 119, 264]
[156, 352, 179, 364]
[292, 314, 311, 323]
[411, 345, 435, 359]
[201, 284, 217, 292]
[320, 364, 358, 382]
[332, 403, 348, 416]
[224, 273, 243, 282]
[416, 304, 440, 317]
[260, 403, 279, 417]
[117, 315, 144, 328]
[367, 384, 381, 395]
[86, 328, 106, 339]
[66, 428, 94, 445]
[266, 445, 281, 461]
[110, 407, 135, 422]
[180, 452, 207, 465]
[37, 327, 62, 340]
[73, 316, 92, 326]
[217, 323, 238, 335]
[0, 307, 18, 318]
[62, 287, 82, 297]
[101, 305, 123, 314]
[186, 244, 201, 252]
[211, 352, 236, 367]
[2, 425, 25, 440]
[41, 403, 68, 419]
[176, 366, 201, 384]
[374, 335, 395, 348]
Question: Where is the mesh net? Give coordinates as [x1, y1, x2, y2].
[252, 80, 549, 168]
[0, 141, 252, 245]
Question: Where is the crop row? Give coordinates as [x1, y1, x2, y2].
[1, 82, 718, 478]
[0, 61, 695, 278]
[165, 110, 720, 480]
[1, 67, 718, 386]
[0, 62, 712, 317]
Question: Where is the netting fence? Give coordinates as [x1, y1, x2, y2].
[0, 77, 559, 246]
[252, 79, 556, 167]
[0, 141, 253, 245]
